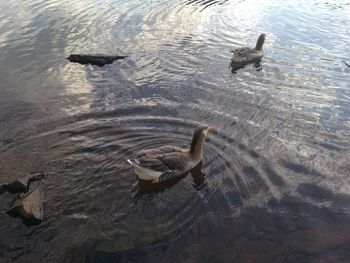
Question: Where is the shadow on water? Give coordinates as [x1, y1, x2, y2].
[0, 186, 7, 196]
[62, 191, 350, 263]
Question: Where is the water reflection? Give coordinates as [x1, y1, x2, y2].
[62, 193, 350, 263]
[185, 0, 230, 11]
[0, 0, 350, 261]
[230, 59, 263, 74]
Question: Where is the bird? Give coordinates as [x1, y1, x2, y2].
[231, 33, 266, 64]
[127, 125, 212, 183]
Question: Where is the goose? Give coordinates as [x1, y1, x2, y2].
[127, 125, 212, 183]
[231, 33, 266, 63]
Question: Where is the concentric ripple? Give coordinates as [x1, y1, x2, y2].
[1, 102, 345, 248]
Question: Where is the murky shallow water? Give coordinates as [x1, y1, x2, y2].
[1, 0, 350, 262]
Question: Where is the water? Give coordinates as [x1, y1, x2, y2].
[0, 0, 350, 262]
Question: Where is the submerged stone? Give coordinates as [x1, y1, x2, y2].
[7, 183, 44, 225]
[67, 54, 127, 67]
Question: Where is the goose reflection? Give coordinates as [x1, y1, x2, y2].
[230, 60, 263, 74]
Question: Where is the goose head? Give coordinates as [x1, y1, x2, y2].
[190, 124, 213, 159]
[255, 33, 266, 51]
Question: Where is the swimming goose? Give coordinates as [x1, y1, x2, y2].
[127, 125, 212, 183]
[231, 33, 266, 63]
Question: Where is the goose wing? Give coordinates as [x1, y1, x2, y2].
[161, 152, 191, 171]
[232, 47, 262, 63]
[231, 47, 252, 63]
[137, 146, 185, 157]
[135, 151, 190, 172]
[232, 47, 251, 55]
[134, 148, 191, 181]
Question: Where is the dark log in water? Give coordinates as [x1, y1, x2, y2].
[3, 172, 45, 193]
[67, 54, 127, 66]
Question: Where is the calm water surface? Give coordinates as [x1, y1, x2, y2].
[0, 0, 350, 262]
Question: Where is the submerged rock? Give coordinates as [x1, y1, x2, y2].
[6, 183, 44, 225]
[3, 172, 45, 193]
[67, 54, 127, 67]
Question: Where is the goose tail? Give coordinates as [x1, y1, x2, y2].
[127, 159, 161, 182]
[127, 159, 134, 166]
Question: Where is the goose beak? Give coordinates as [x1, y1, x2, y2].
[206, 125, 213, 133]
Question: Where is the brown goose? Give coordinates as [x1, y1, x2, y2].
[127, 125, 212, 183]
[231, 33, 266, 63]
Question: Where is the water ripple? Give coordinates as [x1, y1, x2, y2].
[1, 0, 350, 261]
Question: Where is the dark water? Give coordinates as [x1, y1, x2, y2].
[1, 0, 350, 262]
